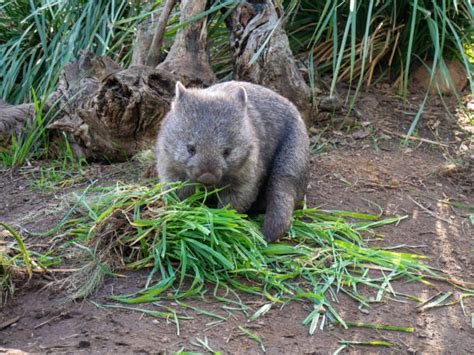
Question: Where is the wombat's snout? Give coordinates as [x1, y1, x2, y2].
[195, 172, 221, 186]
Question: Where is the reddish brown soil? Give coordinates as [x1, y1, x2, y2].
[1, 90, 473, 354]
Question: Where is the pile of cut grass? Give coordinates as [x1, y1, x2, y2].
[57, 181, 442, 330]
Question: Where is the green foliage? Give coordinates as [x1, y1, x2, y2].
[57, 182, 445, 330]
[0, 221, 62, 302]
[0, 222, 31, 302]
[31, 157, 87, 191]
[285, 0, 473, 97]
[3, 0, 470, 104]
[29, 132, 87, 190]
[0, 0, 153, 104]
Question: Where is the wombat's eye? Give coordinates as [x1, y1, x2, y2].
[223, 148, 231, 158]
[187, 144, 196, 155]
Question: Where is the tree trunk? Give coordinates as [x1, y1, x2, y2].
[131, 13, 160, 67]
[131, 0, 179, 67]
[157, 0, 217, 87]
[146, 0, 179, 67]
[227, 0, 315, 124]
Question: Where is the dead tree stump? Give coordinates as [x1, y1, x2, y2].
[157, 0, 217, 87]
[227, 0, 314, 123]
[50, 54, 178, 161]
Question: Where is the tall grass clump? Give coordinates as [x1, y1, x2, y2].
[0, 222, 32, 303]
[0, 0, 154, 104]
[284, 0, 473, 97]
[57, 181, 445, 329]
[5, 0, 470, 105]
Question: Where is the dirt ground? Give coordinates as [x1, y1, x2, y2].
[1, 88, 473, 354]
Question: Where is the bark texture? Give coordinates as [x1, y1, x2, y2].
[47, 53, 177, 161]
[227, 0, 314, 123]
[131, 0, 179, 67]
[157, 0, 217, 87]
[131, 13, 160, 67]
[0, 101, 35, 148]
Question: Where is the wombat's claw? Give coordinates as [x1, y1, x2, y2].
[262, 228, 279, 243]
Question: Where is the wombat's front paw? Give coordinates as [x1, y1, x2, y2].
[261, 208, 293, 242]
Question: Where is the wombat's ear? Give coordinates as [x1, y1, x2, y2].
[236, 87, 248, 107]
[175, 81, 186, 99]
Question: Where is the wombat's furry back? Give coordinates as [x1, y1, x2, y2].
[156, 80, 309, 241]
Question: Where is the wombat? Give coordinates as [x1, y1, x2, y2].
[155, 80, 309, 242]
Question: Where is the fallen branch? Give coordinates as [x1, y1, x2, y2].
[380, 127, 451, 147]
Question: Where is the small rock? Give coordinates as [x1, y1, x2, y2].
[0, 230, 13, 238]
[417, 331, 429, 339]
[319, 95, 343, 112]
[352, 129, 370, 139]
[359, 96, 379, 110]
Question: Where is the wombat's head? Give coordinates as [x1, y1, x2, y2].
[159, 81, 255, 186]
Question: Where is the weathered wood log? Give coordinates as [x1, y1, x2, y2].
[47, 53, 177, 161]
[226, 0, 315, 124]
[0, 51, 178, 161]
[157, 0, 217, 86]
[0, 52, 100, 152]
[0, 101, 35, 148]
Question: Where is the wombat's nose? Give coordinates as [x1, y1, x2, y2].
[196, 172, 219, 186]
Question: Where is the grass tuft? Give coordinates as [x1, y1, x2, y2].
[0, 222, 63, 303]
[0, 222, 32, 303]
